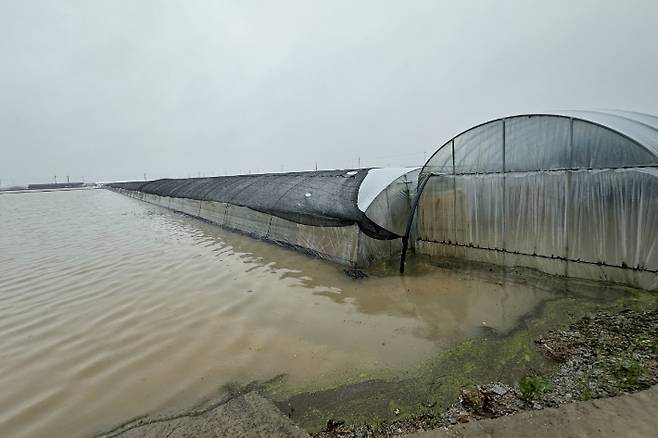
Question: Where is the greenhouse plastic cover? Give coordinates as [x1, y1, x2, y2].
[422, 110, 658, 177]
[107, 169, 416, 240]
[357, 167, 418, 211]
[416, 110, 658, 283]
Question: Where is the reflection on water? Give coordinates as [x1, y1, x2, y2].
[0, 190, 576, 437]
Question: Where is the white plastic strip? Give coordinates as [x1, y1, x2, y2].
[357, 167, 419, 212]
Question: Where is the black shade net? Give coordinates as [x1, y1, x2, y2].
[107, 169, 399, 240]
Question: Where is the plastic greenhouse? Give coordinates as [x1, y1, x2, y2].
[412, 110, 658, 290]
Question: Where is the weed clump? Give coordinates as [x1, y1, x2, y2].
[614, 359, 644, 389]
[517, 377, 548, 402]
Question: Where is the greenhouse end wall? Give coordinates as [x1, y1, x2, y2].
[415, 111, 658, 291]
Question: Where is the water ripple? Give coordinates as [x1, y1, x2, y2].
[0, 190, 563, 438]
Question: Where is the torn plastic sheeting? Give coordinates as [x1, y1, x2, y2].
[362, 168, 420, 236]
[357, 167, 419, 212]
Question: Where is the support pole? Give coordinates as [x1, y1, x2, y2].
[399, 174, 432, 274]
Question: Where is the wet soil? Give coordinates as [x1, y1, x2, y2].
[419, 385, 658, 438]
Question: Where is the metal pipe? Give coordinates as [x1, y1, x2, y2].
[399, 174, 433, 273]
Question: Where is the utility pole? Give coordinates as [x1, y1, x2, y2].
[67, 175, 70, 184]
[315, 162, 318, 171]
[143, 173, 147, 181]
[358, 157, 361, 168]
[54, 175, 57, 183]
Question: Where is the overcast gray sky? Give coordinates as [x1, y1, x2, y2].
[1, 0, 657, 185]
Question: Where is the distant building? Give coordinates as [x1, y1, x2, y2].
[27, 182, 85, 190]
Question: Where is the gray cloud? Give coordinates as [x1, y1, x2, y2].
[2, 0, 657, 185]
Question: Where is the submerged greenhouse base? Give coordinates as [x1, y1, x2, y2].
[107, 168, 419, 268]
[109, 187, 398, 267]
[416, 240, 658, 291]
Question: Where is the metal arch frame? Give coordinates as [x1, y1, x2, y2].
[420, 113, 658, 170]
[399, 173, 433, 273]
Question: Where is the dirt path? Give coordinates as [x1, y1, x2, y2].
[409, 385, 658, 438]
[98, 392, 309, 438]
[99, 386, 658, 438]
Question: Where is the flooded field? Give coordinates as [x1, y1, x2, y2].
[0, 189, 640, 437]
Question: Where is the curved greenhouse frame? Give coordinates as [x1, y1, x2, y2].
[412, 110, 658, 290]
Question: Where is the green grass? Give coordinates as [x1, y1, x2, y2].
[518, 376, 549, 402]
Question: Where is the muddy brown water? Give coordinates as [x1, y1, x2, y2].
[0, 189, 621, 437]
